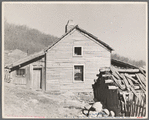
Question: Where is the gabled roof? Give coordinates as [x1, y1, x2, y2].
[45, 25, 113, 52]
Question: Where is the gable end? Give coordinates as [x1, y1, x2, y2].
[45, 25, 114, 52]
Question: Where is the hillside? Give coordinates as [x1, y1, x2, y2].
[4, 22, 59, 55]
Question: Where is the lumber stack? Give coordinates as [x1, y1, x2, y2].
[97, 66, 146, 100]
[93, 66, 146, 117]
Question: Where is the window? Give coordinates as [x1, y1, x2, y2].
[74, 65, 84, 81]
[16, 69, 25, 76]
[74, 47, 82, 56]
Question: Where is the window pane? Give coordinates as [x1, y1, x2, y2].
[16, 69, 25, 76]
[74, 47, 81, 55]
[74, 66, 83, 81]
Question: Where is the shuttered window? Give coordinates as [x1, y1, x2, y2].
[74, 65, 84, 81]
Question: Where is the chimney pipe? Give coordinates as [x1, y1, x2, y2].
[65, 20, 75, 33]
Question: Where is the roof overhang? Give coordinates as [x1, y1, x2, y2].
[5, 51, 45, 72]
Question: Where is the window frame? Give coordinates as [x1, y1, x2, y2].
[73, 46, 83, 56]
[16, 68, 26, 77]
[73, 64, 85, 83]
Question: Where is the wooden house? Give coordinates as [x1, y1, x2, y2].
[5, 20, 113, 92]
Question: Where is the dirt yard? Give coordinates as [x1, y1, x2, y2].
[3, 82, 94, 118]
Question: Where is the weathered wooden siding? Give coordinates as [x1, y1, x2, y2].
[11, 66, 27, 85]
[11, 57, 45, 89]
[46, 30, 111, 92]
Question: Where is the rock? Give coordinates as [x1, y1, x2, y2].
[92, 102, 103, 112]
[110, 111, 115, 117]
[84, 104, 92, 110]
[102, 109, 110, 117]
[97, 113, 103, 118]
[82, 109, 88, 115]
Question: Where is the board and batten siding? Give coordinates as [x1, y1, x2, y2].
[46, 29, 111, 92]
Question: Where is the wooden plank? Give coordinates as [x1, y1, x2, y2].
[112, 75, 126, 90]
[139, 67, 146, 77]
[138, 73, 146, 85]
[135, 98, 139, 116]
[141, 102, 145, 117]
[137, 100, 142, 117]
[134, 86, 140, 90]
[99, 67, 111, 72]
[111, 67, 121, 79]
[138, 100, 142, 117]
[105, 79, 113, 83]
[128, 74, 136, 77]
[124, 74, 139, 83]
[135, 74, 146, 92]
[125, 73, 135, 88]
[108, 86, 118, 89]
[133, 98, 137, 117]
[143, 105, 146, 117]
[117, 69, 140, 73]
[121, 74, 131, 91]
[132, 101, 135, 116]
[102, 74, 112, 77]
[131, 102, 134, 116]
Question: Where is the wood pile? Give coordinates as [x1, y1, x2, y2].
[93, 66, 146, 117]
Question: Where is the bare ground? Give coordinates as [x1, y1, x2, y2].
[3, 82, 94, 118]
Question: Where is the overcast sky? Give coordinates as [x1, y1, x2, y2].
[3, 2, 147, 61]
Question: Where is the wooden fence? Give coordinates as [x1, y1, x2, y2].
[121, 97, 146, 117]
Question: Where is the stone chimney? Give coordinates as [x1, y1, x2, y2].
[65, 20, 75, 33]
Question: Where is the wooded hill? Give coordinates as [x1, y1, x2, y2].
[4, 22, 59, 55]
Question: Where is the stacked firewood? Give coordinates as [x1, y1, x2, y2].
[93, 66, 146, 117]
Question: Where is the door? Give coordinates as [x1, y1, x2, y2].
[33, 68, 42, 90]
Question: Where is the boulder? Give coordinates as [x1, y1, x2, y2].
[110, 111, 115, 117]
[92, 102, 103, 112]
